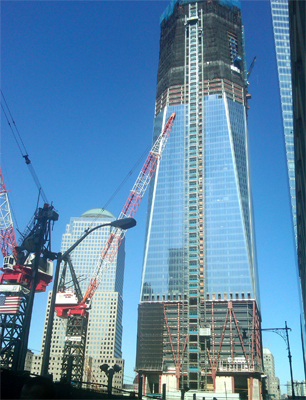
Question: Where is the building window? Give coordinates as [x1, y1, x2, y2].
[228, 32, 238, 62]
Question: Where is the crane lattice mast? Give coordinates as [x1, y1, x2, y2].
[0, 168, 17, 260]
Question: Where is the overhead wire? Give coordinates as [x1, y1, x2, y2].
[0, 90, 48, 204]
[123, 374, 137, 382]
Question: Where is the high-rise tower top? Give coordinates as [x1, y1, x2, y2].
[80, 208, 115, 219]
[160, 0, 241, 24]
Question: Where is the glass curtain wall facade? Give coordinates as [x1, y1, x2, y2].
[270, 0, 296, 242]
[271, 0, 306, 376]
[36, 209, 125, 387]
[136, 0, 262, 396]
[288, 0, 306, 378]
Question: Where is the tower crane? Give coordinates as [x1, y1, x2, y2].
[53, 112, 176, 386]
[0, 168, 58, 369]
[245, 56, 257, 114]
[247, 56, 257, 81]
[0, 92, 58, 370]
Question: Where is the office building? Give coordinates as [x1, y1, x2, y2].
[263, 348, 280, 399]
[136, 0, 262, 398]
[24, 350, 34, 372]
[270, 0, 296, 242]
[271, 0, 306, 379]
[288, 0, 306, 378]
[287, 380, 306, 397]
[33, 209, 125, 388]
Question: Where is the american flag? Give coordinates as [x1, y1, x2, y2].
[0, 295, 22, 314]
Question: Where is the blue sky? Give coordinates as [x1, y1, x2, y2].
[1, 0, 304, 391]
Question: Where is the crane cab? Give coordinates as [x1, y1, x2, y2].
[55, 290, 81, 318]
[0, 253, 53, 292]
[3, 255, 16, 270]
[23, 254, 53, 292]
[23, 254, 53, 277]
[56, 290, 79, 306]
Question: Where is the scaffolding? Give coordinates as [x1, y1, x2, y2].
[163, 302, 188, 389]
[136, 302, 164, 372]
[137, 299, 262, 397]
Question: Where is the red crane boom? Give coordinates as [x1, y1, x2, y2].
[0, 168, 18, 260]
[55, 112, 175, 384]
[82, 112, 176, 303]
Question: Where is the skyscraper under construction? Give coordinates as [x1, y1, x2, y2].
[136, 0, 262, 398]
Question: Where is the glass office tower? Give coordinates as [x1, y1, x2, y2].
[270, 0, 296, 242]
[270, 0, 306, 376]
[136, 0, 262, 397]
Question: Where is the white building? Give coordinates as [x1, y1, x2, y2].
[31, 209, 126, 389]
[263, 348, 281, 399]
[287, 380, 306, 397]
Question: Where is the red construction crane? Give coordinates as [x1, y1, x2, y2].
[56, 112, 176, 318]
[0, 167, 57, 369]
[83, 111, 176, 304]
[0, 167, 54, 293]
[0, 92, 59, 371]
[0, 169, 18, 261]
[54, 112, 176, 385]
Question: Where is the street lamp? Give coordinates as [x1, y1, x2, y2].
[100, 363, 122, 395]
[41, 217, 136, 377]
[243, 321, 295, 399]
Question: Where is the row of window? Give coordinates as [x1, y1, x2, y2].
[271, 2, 288, 10]
[271, 8, 289, 16]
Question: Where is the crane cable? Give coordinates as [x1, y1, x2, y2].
[1, 90, 151, 242]
[0, 90, 48, 204]
[58, 141, 151, 293]
[82, 141, 152, 235]
[102, 143, 151, 211]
